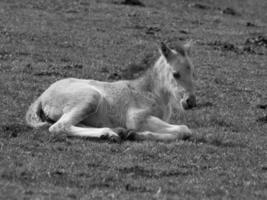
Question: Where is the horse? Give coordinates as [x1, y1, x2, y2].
[25, 41, 197, 142]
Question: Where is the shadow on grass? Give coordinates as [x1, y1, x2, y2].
[117, 165, 192, 179]
[256, 115, 267, 123]
[183, 132, 246, 148]
[0, 123, 246, 149]
[195, 101, 213, 109]
[51, 133, 245, 149]
[1, 167, 84, 189]
[0, 124, 32, 138]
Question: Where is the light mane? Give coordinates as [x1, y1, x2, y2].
[131, 55, 182, 107]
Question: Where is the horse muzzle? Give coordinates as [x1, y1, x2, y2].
[181, 94, 196, 110]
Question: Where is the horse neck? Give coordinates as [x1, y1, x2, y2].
[131, 56, 174, 104]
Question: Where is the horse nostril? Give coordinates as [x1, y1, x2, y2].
[186, 99, 191, 107]
[185, 95, 196, 109]
[186, 100, 193, 109]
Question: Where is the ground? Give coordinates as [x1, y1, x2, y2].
[0, 0, 266, 199]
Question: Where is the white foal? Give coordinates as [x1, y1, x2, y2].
[25, 41, 196, 142]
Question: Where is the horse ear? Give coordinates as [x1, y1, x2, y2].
[159, 42, 174, 61]
[183, 40, 193, 55]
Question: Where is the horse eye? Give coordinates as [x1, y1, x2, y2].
[173, 72, 180, 79]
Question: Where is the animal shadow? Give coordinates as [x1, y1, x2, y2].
[1, 124, 31, 138]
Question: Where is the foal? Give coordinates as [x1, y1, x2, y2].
[26, 42, 196, 141]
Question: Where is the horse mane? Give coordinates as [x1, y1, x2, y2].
[121, 52, 156, 80]
[122, 41, 187, 80]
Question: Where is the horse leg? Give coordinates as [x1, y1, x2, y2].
[48, 97, 120, 141]
[49, 112, 120, 141]
[140, 116, 192, 140]
[128, 130, 179, 141]
[126, 109, 192, 141]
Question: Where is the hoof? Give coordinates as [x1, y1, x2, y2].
[181, 133, 193, 141]
[178, 125, 192, 133]
[100, 134, 109, 140]
[108, 135, 121, 143]
[181, 127, 194, 141]
[176, 125, 193, 140]
[113, 127, 128, 140]
[126, 130, 137, 141]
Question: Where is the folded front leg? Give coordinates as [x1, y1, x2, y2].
[141, 116, 192, 140]
[129, 131, 179, 141]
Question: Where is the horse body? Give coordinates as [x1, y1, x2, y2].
[26, 42, 196, 141]
[37, 75, 172, 129]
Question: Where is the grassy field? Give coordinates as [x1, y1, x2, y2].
[0, 0, 266, 199]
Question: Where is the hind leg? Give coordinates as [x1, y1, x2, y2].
[49, 112, 120, 141]
[48, 99, 120, 141]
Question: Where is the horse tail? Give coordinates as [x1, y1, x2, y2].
[25, 98, 49, 128]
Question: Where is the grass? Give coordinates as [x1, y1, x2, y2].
[0, 0, 266, 199]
